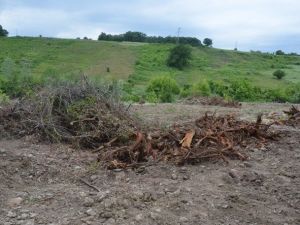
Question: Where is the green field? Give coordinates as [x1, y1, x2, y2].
[1, 36, 300, 99]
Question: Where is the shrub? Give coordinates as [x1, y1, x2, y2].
[0, 90, 9, 103]
[275, 50, 285, 55]
[167, 44, 192, 70]
[192, 80, 211, 96]
[146, 76, 180, 102]
[273, 69, 286, 80]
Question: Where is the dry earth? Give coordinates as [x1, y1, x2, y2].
[0, 103, 299, 225]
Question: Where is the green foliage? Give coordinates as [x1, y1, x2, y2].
[203, 38, 213, 47]
[167, 44, 192, 70]
[146, 76, 180, 102]
[98, 31, 202, 46]
[273, 69, 286, 80]
[0, 90, 9, 103]
[192, 80, 211, 96]
[0, 25, 8, 37]
[275, 50, 285, 55]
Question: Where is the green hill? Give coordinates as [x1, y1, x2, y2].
[1, 36, 300, 100]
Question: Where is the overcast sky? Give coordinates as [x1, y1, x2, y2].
[1, 0, 299, 53]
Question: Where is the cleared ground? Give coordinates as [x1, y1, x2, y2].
[0, 103, 299, 225]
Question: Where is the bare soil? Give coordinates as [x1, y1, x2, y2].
[1, 103, 299, 225]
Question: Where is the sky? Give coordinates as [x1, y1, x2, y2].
[0, 0, 300, 53]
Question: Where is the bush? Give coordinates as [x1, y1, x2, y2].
[273, 69, 286, 80]
[192, 80, 211, 96]
[167, 45, 192, 70]
[275, 50, 285, 55]
[146, 76, 180, 102]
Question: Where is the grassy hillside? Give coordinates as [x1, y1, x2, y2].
[1, 36, 300, 98]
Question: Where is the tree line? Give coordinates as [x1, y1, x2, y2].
[98, 31, 213, 47]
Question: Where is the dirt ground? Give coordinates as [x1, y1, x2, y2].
[0, 103, 299, 225]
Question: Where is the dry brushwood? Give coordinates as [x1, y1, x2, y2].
[99, 113, 277, 169]
[181, 96, 241, 108]
[0, 79, 137, 148]
[281, 105, 300, 127]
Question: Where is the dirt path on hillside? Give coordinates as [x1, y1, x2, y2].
[0, 103, 299, 225]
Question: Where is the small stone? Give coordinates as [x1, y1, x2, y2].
[19, 213, 29, 219]
[86, 208, 97, 216]
[29, 213, 37, 218]
[24, 220, 35, 225]
[90, 175, 98, 181]
[7, 197, 23, 207]
[103, 198, 116, 209]
[113, 168, 123, 172]
[7, 211, 17, 218]
[171, 174, 178, 180]
[83, 197, 95, 207]
[179, 216, 188, 222]
[182, 175, 189, 180]
[101, 211, 114, 219]
[179, 167, 187, 173]
[0, 148, 6, 154]
[135, 214, 143, 221]
[243, 162, 253, 168]
[105, 218, 116, 225]
[96, 191, 108, 202]
[150, 212, 160, 220]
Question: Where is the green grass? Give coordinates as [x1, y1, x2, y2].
[0, 37, 136, 81]
[1, 36, 300, 94]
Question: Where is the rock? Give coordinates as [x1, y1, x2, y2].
[96, 191, 109, 202]
[179, 216, 188, 222]
[150, 212, 160, 220]
[19, 213, 29, 220]
[105, 218, 116, 225]
[90, 175, 98, 181]
[83, 197, 95, 207]
[182, 175, 189, 180]
[24, 220, 35, 225]
[7, 211, 17, 218]
[228, 169, 239, 179]
[86, 208, 97, 217]
[171, 173, 178, 180]
[243, 162, 253, 168]
[103, 197, 117, 209]
[101, 211, 114, 219]
[179, 167, 188, 173]
[0, 148, 6, 154]
[7, 197, 23, 207]
[135, 214, 143, 221]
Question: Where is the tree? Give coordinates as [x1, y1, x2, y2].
[0, 25, 8, 37]
[275, 50, 285, 55]
[203, 38, 213, 47]
[273, 69, 286, 80]
[123, 31, 146, 42]
[167, 44, 192, 70]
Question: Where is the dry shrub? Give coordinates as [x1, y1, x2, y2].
[0, 78, 137, 148]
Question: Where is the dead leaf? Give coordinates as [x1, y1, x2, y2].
[180, 129, 195, 148]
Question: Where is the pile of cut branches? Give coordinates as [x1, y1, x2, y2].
[181, 96, 241, 108]
[0, 79, 137, 148]
[281, 105, 300, 127]
[99, 113, 277, 169]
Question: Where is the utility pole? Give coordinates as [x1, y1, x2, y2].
[176, 27, 181, 45]
[234, 41, 238, 51]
